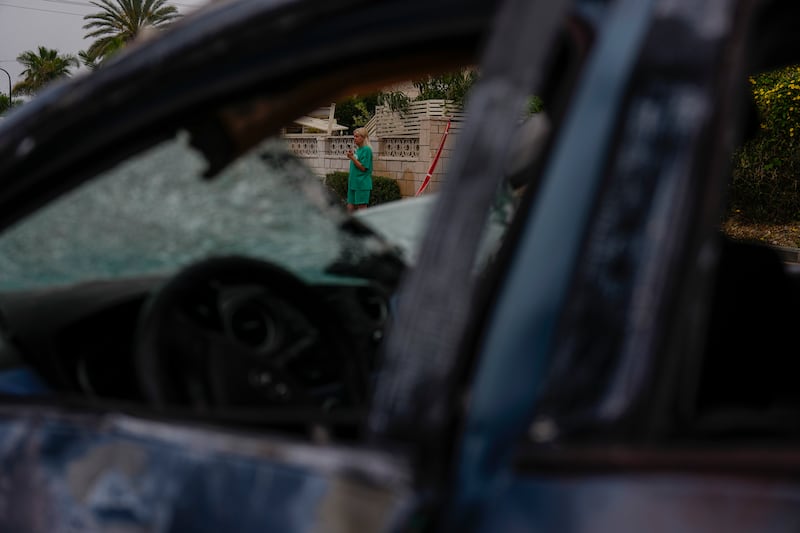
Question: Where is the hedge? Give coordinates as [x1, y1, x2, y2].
[323, 171, 401, 206]
[731, 66, 800, 223]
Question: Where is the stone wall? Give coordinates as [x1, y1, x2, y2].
[285, 115, 461, 198]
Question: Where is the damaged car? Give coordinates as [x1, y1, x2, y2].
[0, 0, 800, 531]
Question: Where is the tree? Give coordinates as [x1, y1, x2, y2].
[413, 68, 479, 109]
[335, 93, 381, 132]
[78, 50, 102, 72]
[13, 47, 80, 96]
[82, 0, 179, 64]
[78, 38, 123, 71]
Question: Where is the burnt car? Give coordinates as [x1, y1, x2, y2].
[1, 0, 800, 531]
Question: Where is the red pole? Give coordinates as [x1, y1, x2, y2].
[415, 119, 451, 196]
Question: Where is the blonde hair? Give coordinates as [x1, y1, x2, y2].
[353, 127, 371, 146]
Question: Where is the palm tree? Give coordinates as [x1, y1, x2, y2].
[78, 38, 123, 71]
[78, 50, 102, 72]
[13, 47, 80, 96]
[83, 0, 179, 64]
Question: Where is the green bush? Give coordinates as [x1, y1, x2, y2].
[0, 94, 22, 115]
[324, 171, 401, 207]
[731, 66, 800, 223]
[324, 171, 349, 201]
[371, 174, 402, 205]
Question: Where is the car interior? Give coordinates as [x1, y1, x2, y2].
[0, 125, 408, 440]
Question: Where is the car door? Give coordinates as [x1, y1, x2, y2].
[386, 0, 800, 531]
[0, 403, 413, 532]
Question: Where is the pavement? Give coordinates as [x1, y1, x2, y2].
[771, 244, 800, 264]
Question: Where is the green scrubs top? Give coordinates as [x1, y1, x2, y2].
[348, 145, 373, 190]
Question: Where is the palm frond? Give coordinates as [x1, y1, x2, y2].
[83, 0, 180, 62]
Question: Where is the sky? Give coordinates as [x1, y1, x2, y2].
[0, 0, 209, 95]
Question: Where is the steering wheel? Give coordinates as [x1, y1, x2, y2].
[134, 256, 364, 412]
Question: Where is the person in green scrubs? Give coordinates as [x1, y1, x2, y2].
[346, 127, 373, 212]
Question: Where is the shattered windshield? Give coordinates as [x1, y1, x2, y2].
[0, 132, 399, 291]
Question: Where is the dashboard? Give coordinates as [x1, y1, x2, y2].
[0, 268, 392, 413]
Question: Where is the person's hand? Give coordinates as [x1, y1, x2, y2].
[346, 149, 354, 159]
